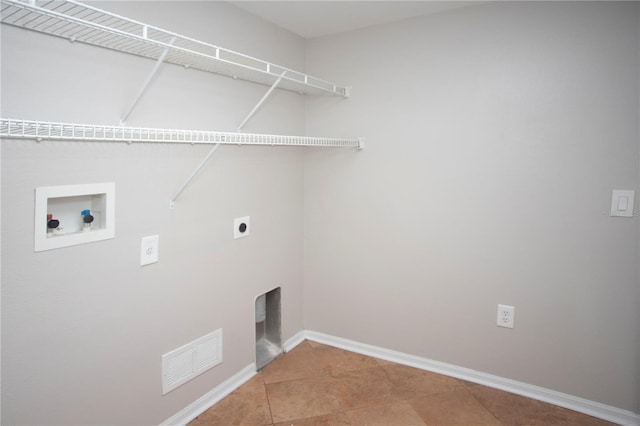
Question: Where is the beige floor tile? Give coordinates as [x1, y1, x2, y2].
[562, 410, 619, 426]
[240, 373, 267, 391]
[374, 358, 396, 366]
[191, 342, 616, 426]
[345, 400, 427, 426]
[410, 388, 502, 425]
[309, 342, 380, 374]
[266, 375, 342, 423]
[458, 378, 483, 388]
[273, 411, 351, 426]
[189, 374, 272, 426]
[329, 366, 399, 410]
[306, 340, 327, 348]
[262, 341, 324, 384]
[382, 363, 464, 398]
[468, 385, 616, 426]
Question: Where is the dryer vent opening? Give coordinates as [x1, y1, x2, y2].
[255, 287, 282, 370]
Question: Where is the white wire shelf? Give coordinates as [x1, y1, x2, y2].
[0, 0, 350, 97]
[0, 118, 364, 149]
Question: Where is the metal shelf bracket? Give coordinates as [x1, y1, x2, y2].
[169, 143, 221, 209]
[237, 71, 286, 132]
[120, 37, 176, 126]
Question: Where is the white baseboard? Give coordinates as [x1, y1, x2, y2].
[304, 330, 640, 426]
[162, 330, 639, 426]
[283, 330, 307, 352]
[161, 363, 257, 426]
[161, 332, 306, 426]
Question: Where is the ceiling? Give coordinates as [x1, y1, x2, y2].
[229, 1, 482, 39]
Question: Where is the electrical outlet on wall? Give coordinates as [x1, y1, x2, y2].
[497, 304, 515, 328]
[234, 216, 250, 239]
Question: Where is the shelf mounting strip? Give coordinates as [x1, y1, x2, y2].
[0, 0, 351, 97]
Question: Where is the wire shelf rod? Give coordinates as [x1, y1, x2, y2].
[0, 118, 363, 148]
[1, 0, 350, 96]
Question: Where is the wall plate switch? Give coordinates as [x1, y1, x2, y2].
[497, 304, 515, 329]
[611, 190, 635, 217]
[141, 235, 159, 266]
[234, 216, 250, 239]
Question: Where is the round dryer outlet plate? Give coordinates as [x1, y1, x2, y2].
[234, 216, 250, 239]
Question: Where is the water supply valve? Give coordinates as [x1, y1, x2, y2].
[47, 214, 60, 237]
[81, 209, 94, 232]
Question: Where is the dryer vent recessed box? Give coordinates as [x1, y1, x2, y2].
[34, 182, 115, 252]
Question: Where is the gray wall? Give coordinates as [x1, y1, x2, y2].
[1, 2, 306, 424]
[3, 1, 640, 423]
[304, 1, 639, 413]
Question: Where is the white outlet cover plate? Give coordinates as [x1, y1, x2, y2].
[234, 216, 250, 239]
[610, 190, 635, 217]
[497, 304, 515, 329]
[141, 235, 159, 266]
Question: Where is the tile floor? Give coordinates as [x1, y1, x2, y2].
[189, 340, 614, 426]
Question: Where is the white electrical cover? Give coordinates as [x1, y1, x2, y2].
[234, 216, 250, 239]
[611, 190, 635, 218]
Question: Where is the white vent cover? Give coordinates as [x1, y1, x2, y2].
[162, 329, 222, 395]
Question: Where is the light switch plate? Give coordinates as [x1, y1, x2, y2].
[611, 190, 635, 217]
[141, 235, 159, 266]
[234, 216, 250, 239]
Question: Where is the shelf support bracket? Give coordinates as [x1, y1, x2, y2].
[168, 70, 285, 208]
[120, 37, 176, 126]
[237, 71, 286, 132]
[169, 143, 221, 209]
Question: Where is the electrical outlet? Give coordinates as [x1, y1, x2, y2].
[141, 235, 159, 266]
[234, 216, 250, 239]
[497, 304, 515, 328]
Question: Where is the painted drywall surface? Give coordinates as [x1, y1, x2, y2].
[1, 2, 305, 424]
[304, 1, 639, 412]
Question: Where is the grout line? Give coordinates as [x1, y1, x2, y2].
[263, 375, 275, 426]
[457, 386, 506, 426]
